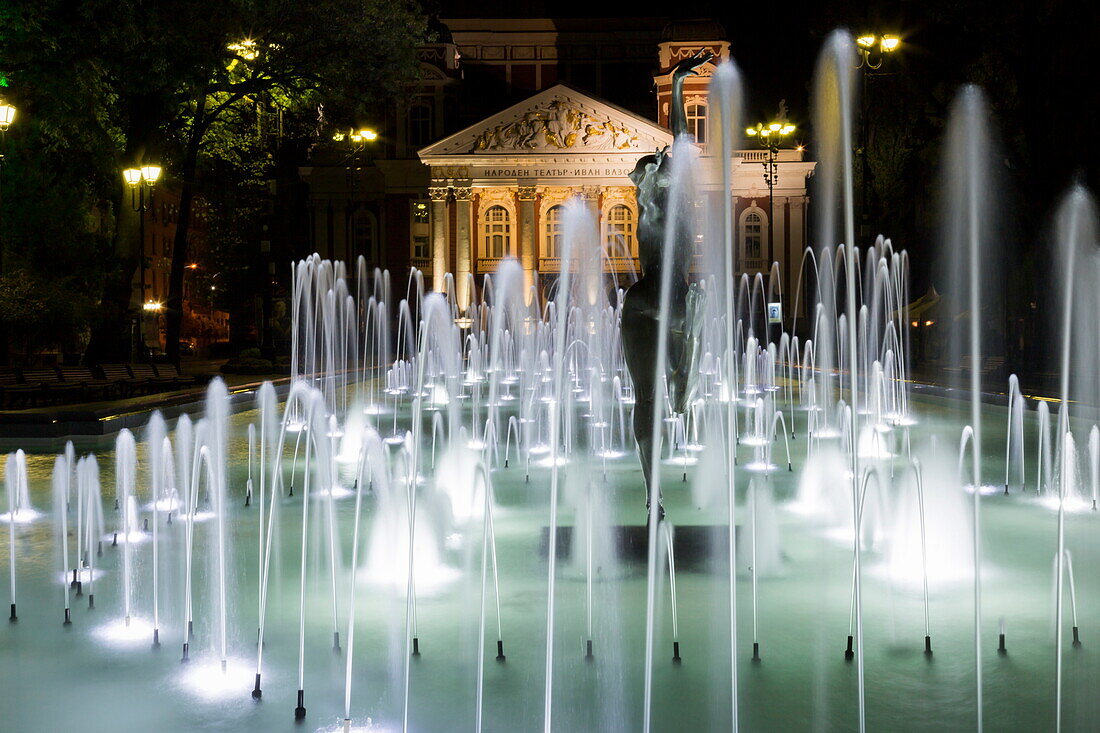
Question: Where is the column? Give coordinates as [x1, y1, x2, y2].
[581, 185, 601, 220]
[518, 183, 537, 293]
[429, 184, 449, 293]
[788, 197, 807, 317]
[772, 195, 787, 299]
[454, 183, 473, 310]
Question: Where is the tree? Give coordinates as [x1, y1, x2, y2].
[2, 0, 427, 363]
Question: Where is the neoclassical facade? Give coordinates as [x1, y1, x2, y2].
[419, 82, 814, 310]
[298, 18, 815, 313]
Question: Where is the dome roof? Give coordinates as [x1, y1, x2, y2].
[661, 18, 726, 42]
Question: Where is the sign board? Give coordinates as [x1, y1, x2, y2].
[767, 302, 783, 325]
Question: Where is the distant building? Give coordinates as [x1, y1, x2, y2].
[133, 190, 228, 354]
[298, 17, 814, 311]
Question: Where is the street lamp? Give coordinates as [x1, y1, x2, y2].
[855, 34, 900, 69]
[854, 33, 901, 239]
[746, 120, 796, 269]
[333, 127, 379, 261]
[123, 163, 162, 357]
[0, 99, 15, 364]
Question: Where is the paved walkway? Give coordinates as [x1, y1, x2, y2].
[0, 360, 288, 442]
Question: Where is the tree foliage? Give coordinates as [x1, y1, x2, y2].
[0, 0, 427, 363]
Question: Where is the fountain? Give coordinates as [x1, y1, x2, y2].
[2, 30, 1100, 733]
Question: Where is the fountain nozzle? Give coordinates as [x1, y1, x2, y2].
[924, 635, 932, 655]
[8, 603, 15, 622]
[845, 635, 854, 661]
[1073, 626, 1082, 647]
[412, 636, 420, 656]
[252, 674, 262, 699]
[752, 641, 760, 662]
[585, 639, 593, 660]
[294, 689, 306, 719]
[673, 641, 682, 663]
[63, 608, 71, 626]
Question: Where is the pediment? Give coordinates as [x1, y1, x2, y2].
[419, 84, 672, 159]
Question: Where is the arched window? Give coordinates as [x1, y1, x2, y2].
[544, 205, 563, 258]
[483, 205, 511, 258]
[686, 102, 707, 144]
[605, 204, 636, 254]
[740, 209, 767, 268]
[352, 209, 378, 263]
[407, 101, 433, 148]
[409, 199, 431, 261]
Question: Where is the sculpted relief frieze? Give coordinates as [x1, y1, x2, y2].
[472, 99, 641, 153]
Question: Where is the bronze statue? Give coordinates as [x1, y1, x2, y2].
[622, 51, 712, 518]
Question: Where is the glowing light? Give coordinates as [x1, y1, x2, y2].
[963, 484, 1001, 496]
[92, 616, 154, 646]
[122, 168, 142, 186]
[1039, 493, 1092, 513]
[857, 34, 877, 48]
[140, 165, 162, 184]
[58, 567, 105, 584]
[178, 657, 254, 700]
[0, 508, 42, 524]
[315, 718, 398, 733]
[0, 102, 15, 130]
[227, 39, 258, 60]
[103, 531, 148, 545]
[143, 301, 163, 312]
[595, 449, 627, 460]
[146, 496, 180, 513]
[881, 35, 900, 51]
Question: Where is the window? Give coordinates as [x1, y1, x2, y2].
[352, 209, 378, 262]
[543, 205, 563, 258]
[605, 204, 636, 254]
[410, 199, 431, 260]
[742, 210, 765, 263]
[483, 205, 511, 258]
[686, 103, 707, 144]
[407, 102, 433, 148]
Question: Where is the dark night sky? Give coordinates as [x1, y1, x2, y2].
[433, 0, 1097, 192]
[434, 0, 1098, 301]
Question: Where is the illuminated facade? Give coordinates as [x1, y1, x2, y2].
[299, 18, 815, 310]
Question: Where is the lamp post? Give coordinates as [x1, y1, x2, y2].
[332, 128, 378, 260]
[854, 33, 900, 241]
[0, 100, 17, 364]
[746, 121, 796, 268]
[123, 164, 162, 357]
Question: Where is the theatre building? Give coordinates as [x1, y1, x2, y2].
[299, 17, 815, 311]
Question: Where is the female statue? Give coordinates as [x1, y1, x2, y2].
[621, 50, 712, 518]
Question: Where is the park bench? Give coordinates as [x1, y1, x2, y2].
[0, 367, 42, 408]
[129, 363, 175, 391]
[57, 365, 115, 400]
[152, 362, 197, 388]
[19, 368, 83, 404]
[98, 364, 149, 396]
